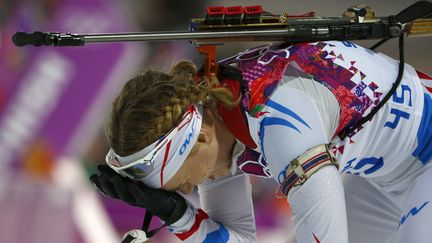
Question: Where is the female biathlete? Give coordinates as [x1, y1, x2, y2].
[90, 40, 432, 243]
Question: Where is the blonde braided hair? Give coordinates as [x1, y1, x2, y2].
[106, 61, 238, 156]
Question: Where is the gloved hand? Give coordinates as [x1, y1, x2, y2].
[89, 164, 187, 225]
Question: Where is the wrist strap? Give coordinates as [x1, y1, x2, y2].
[142, 211, 166, 238]
[140, 196, 188, 239]
[120, 211, 163, 243]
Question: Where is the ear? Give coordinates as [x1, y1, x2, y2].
[197, 126, 212, 145]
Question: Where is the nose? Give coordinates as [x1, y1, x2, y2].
[179, 183, 195, 195]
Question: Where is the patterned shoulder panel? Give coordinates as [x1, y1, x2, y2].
[286, 42, 385, 137]
[221, 41, 385, 138]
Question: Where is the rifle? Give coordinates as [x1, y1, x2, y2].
[12, 1, 432, 77]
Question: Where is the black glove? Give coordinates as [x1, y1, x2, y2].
[89, 164, 187, 225]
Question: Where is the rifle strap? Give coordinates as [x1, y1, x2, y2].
[338, 35, 405, 139]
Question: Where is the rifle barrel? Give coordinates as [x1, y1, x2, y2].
[83, 29, 297, 43]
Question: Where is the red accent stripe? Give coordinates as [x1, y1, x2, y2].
[306, 151, 327, 163]
[307, 158, 331, 171]
[313, 233, 321, 243]
[175, 209, 209, 240]
[417, 70, 432, 80]
[177, 106, 195, 131]
[160, 140, 172, 186]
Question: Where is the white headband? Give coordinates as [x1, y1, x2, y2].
[106, 104, 203, 188]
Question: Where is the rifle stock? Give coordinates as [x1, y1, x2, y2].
[407, 18, 432, 36]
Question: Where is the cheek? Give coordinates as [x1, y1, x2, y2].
[186, 145, 218, 182]
[186, 159, 211, 184]
[188, 163, 210, 183]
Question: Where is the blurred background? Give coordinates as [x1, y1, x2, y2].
[0, 0, 430, 242]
